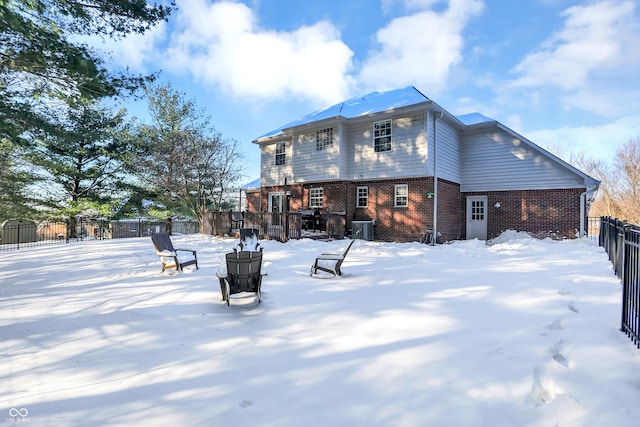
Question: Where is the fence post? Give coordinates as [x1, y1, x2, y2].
[620, 223, 629, 332]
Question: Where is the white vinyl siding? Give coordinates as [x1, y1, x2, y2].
[347, 113, 427, 180]
[260, 139, 292, 186]
[460, 129, 587, 192]
[292, 126, 341, 182]
[432, 118, 461, 183]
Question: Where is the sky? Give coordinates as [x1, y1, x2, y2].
[2, 232, 640, 425]
[101, 0, 640, 184]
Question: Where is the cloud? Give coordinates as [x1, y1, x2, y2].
[160, 0, 354, 104]
[510, 0, 640, 90]
[101, 0, 485, 104]
[526, 115, 640, 162]
[359, 0, 484, 93]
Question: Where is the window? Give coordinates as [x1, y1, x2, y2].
[356, 186, 368, 208]
[471, 200, 485, 220]
[275, 141, 285, 166]
[394, 184, 408, 207]
[374, 119, 392, 152]
[316, 127, 334, 151]
[310, 187, 323, 208]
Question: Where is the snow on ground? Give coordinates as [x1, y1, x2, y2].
[1, 233, 639, 426]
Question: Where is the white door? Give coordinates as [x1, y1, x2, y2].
[466, 196, 488, 240]
[268, 192, 284, 225]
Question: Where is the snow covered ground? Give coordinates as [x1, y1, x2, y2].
[1, 232, 639, 426]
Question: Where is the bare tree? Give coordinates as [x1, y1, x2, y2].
[574, 137, 640, 224]
[135, 83, 244, 224]
[614, 137, 640, 223]
[571, 152, 621, 218]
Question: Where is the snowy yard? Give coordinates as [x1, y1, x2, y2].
[1, 233, 639, 426]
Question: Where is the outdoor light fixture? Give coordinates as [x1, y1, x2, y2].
[495, 202, 501, 208]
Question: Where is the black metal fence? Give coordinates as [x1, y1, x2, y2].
[0, 218, 199, 252]
[599, 216, 640, 348]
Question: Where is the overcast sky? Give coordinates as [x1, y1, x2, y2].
[101, 0, 640, 183]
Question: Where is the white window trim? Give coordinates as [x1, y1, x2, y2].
[275, 141, 285, 166]
[356, 186, 368, 208]
[316, 127, 334, 151]
[268, 192, 285, 213]
[374, 119, 392, 152]
[309, 187, 323, 208]
[394, 184, 408, 207]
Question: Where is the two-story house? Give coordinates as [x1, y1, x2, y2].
[250, 86, 599, 242]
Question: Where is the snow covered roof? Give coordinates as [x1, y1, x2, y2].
[241, 178, 260, 190]
[255, 86, 431, 141]
[456, 112, 495, 126]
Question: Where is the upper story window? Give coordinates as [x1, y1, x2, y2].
[275, 141, 285, 166]
[316, 127, 334, 151]
[310, 187, 323, 208]
[356, 186, 368, 208]
[394, 184, 408, 207]
[374, 119, 392, 152]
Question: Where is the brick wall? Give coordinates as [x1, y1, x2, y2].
[437, 179, 463, 241]
[347, 177, 461, 242]
[256, 178, 463, 242]
[251, 183, 582, 241]
[316, 181, 348, 213]
[245, 191, 260, 213]
[462, 188, 584, 239]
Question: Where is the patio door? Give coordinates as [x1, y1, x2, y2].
[466, 196, 487, 240]
[268, 192, 284, 225]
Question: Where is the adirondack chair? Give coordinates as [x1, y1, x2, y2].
[420, 227, 442, 245]
[235, 228, 262, 252]
[217, 251, 263, 305]
[151, 233, 198, 272]
[230, 211, 244, 230]
[310, 239, 355, 277]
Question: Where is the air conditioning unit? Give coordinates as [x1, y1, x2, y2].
[352, 220, 374, 241]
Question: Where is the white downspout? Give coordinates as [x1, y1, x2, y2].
[580, 191, 587, 237]
[432, 110, 444, 245]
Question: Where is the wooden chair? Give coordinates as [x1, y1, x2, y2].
[310, 239, 355, 277]
[151, 233, 198, 272]
[217, 251, 263, 306]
